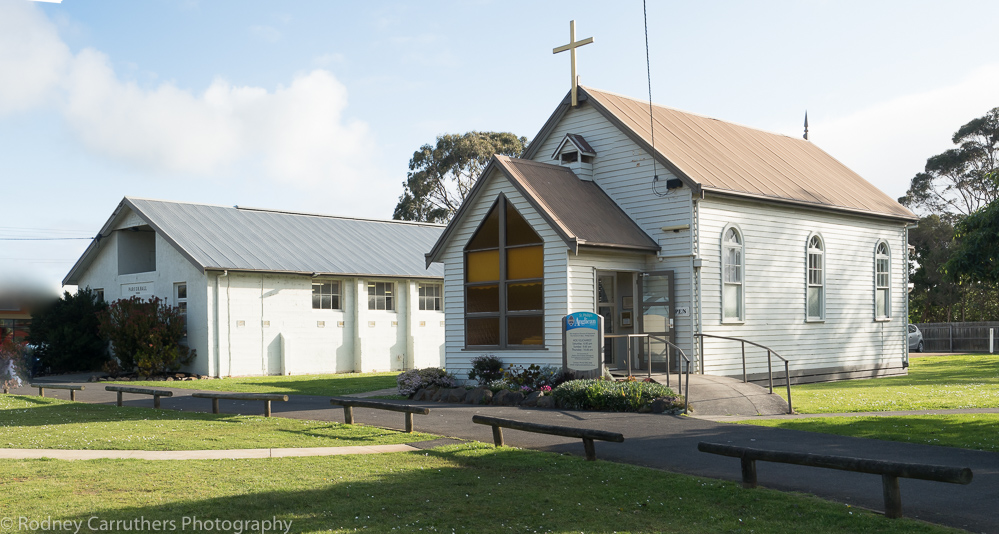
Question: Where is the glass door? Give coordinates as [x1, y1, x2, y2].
[596, 274, 616, 364]
[639, 271, 674, 372]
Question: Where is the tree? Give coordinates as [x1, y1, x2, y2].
[27, 287, 108, 373]
[899, 107, 999, 216]
[946, 179, 999, 285]
[97, 296, 194, 377]
[393, 131, 527, 223]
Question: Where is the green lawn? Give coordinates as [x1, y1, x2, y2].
[112, 371, 400, 397]
[744, 414, 999, 453]
[0, 444, 955, 534]
[781, 354, 999, 413]
[0, 395, 433, 450]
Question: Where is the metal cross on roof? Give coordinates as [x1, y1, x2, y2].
[553, 20, 594, 107]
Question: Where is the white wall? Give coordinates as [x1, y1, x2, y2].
[697, 195, 909, 377]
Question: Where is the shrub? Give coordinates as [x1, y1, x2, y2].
[500, 364, 566, 392]
[97, 296, 194, 376]
[551, 379, 683, 412]
[27, 287, 108, 373]
[468, 355, 504, 385]
[0, 327, 29, 388]
[397, 367, 457, 397]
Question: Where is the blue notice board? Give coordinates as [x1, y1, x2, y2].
[562, 312, 603, 377]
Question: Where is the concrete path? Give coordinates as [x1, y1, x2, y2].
[702, 407, 999, 422]
[5, 380, 997, 533]
[0, 444, 419, 460]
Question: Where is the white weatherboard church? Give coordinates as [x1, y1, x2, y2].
[426, 82, 918, 384]
[65, 198, 446, 377]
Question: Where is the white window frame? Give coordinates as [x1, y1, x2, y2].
[721, 224, 745, 323]
[418, 283, 442, 311]
[806, 233, 825, 321]
[368, 281, 395, 311]
[312, 280, 342, 310]
[875, 241, 891, 320]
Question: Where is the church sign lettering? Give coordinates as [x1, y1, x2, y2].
[120, 282, 154, 300]
[562, 312, 603, 378]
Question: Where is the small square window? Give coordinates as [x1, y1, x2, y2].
[312, 281, 342, 310]
[418, 283, 442, 311]
[368, 282, 395, 311]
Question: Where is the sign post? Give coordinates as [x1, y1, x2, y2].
[562, 312, 604, 379]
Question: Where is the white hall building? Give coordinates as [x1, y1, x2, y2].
[427, 86, 918, 384]
[65, 197, 445, 377]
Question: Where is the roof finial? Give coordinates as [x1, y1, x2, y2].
[803, 111, 809, 141]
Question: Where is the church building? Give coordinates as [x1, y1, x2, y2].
[65, 197, 446, 377]
[426, 85, 918, 384]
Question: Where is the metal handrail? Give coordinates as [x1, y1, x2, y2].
[646, 335, 690, 414]
[696, 333, 792, 413]
[605, 333, 690, 414]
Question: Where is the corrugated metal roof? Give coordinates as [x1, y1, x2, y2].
[65, 198, 444, 284]
[494, 156, 659, 252]
[577, 86, 916, 221]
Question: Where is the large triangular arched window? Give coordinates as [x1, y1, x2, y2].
[464, 196, 544, 348]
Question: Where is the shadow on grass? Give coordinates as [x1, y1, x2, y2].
[0, 398, 268, 428]
[35, 446, 942, 534]
[120, 373, 401, 397]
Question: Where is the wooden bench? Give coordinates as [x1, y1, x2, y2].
[472, 414, 624, 461]
[329, 397, 430, 433]
[105, 385, 174, 409]
[191, 392, 288, 417]
[30, 383, 85, 401]
[698, 441, 973, 519]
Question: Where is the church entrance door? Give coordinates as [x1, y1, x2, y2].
[638, 271, 675, 373]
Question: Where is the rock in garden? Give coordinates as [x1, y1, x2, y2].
[446, 388, 468, 403]
[651, 397, 677, 414]
[536, 396, 555, 409]
[522, 391, 543, 407]
[431, 388, 446, 402]
[492, 390, 524, 406]
[465, 387, 491, 405]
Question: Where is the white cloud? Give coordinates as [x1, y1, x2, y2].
[0, 0, 70, 114]
[0, 0, 376, 190]
[804, 65, 999, 199]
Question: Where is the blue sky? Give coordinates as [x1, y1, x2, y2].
[2, 0, 998, 296]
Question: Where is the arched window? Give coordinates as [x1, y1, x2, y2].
[721, 226, 744, 322]
[807, 234, 824, 320]
[875, 241, 890, 319]
[464, 196, 544, 348]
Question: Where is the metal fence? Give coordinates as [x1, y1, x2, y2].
[913, 322, 999, 353]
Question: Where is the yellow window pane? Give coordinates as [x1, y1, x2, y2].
[466, 250, 500, 283]
[506, 202, 542, 246]
[466, 204, 500, 250]
[508, 316, 544, 345]
[507, 245, 543, 280]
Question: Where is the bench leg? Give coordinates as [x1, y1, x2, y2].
[491, 425, 504, 447]
[582, 438, 597, 461]
[212, 398, 220, 414]
[405, 412, 414, 433]
[38, 387, 44, 397]
[154, 395, 161, 409]
[264, 400, 271, 417]
[117, 391, 123, 407]
[343, 406, 354, 424]
[741, 457, 757, 489]
[70, 390, 76, 401]
[882, 474, 902, 519]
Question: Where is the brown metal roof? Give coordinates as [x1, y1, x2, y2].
[575, 86, 916, 221]
[493, 155, 659, 252]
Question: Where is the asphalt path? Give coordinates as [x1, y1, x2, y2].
[8, 380, 998, 533]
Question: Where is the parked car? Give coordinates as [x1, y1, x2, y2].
[908, 324, 924, 352]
